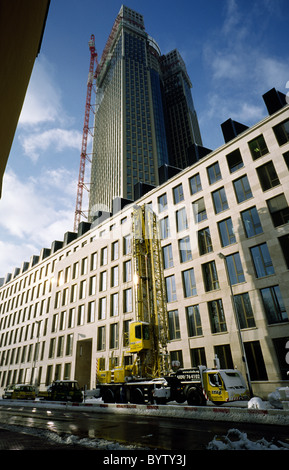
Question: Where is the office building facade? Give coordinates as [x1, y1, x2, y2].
[89, 5, 202, 217]
[0, 99, 289, 398]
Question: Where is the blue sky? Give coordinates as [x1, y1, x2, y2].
[1, 0, 289, 277]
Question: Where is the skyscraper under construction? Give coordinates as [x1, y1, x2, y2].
[89, 5, 202, 218]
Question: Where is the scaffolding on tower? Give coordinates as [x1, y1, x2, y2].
[74, 34, 98, 232]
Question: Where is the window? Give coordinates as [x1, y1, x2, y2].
[57, 336, 64, 357]
[59, 311, 66, 330]
[179, 236, 192, 262]
[212, 187, 229, 213]
[49, 338, 56, 358]
[158, 193, 167, 212]
[111, 265, 119, 287]
[79, 280, 86, 299]
[176, 207, 188, 232]
[260, 285, 288, 324]
[111, 241, 119, 261]
[51, 313, 58, 333]
[250, 243, 275, 277]
[165, 275, 177, 302]
[124, 288, 132, 313]
[272, 337, 289, 380]
[89, 275, 96, 296]
[87, 301, 95, 322]
[234, 293, 255, 328]
[68, 308, 75, 328]
[202, 261, 219, 291]
[65, 266, 71, 283]
[225, 253, 245, 284]
[123, 260, 132, 282]
[207, 162, 222, 184]
[244, 341, 268, 381]
[100, 271, 107, 291]
[278, 234, 289, 268]
[72, 262, 79, 279]
[167, 309, 181, 340]
[99, 297, 107, 320]
[162, 244, 174, 269]
[123, 320, 130, 347]
[182, 268, 197, 297]
[267, 194, 289, 227]
[273, 118, 289, 146]
[81, 257, 88, 275]
[100, 247, 108, 266]
[91, 252, 97, 271]
[70, 284, 77, 303]
[218, 218, 236, 246]
[191, 347, 206, 367]
[214, 344, 233, 369]
[208, 299, 227, 333]
[77, 305, 85, 325]
[193, 197, 207, 222]
[186, 305, 202, 337]
[110, 323, 119, 349]
[173, 184, 184, 203]
[226, 149, 244, 172]
[233, 175, 252, 202]
[189, 173, 202, 194]
[170, 350, 183, 368]
[160, 216, 170, 239]
[241, 206, 263, 237]
[257, 161, 280, 191]
[123, 235, 132, 255]
[97, 326, 106, 351]
[111, 293, 119, 317]
[283, 151, 289, 169]
[66, 334, 73, 356]
[198, 227, 213, 254]
[248, 135, 269, 160]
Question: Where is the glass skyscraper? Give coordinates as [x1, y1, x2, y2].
[89, 5, 202, 218]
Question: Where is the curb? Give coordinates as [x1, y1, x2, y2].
[1, 399, 288, 426]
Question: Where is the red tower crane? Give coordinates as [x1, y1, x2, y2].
[74, 34, 97, 232]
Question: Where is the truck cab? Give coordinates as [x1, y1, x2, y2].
[202, 369, 249, 404]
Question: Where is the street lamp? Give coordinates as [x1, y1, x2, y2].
[218, 252, 253, 397]
[31, 320, 41, 386]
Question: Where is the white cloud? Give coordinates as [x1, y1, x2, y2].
[17, 55, 82, 163]
[0, 241, 38, 279]
[256, 56, 289, 92]
[201, 0, 289, 146]
[0, 169, 76, 275]
[19, 56, 63, 126]
[20, 128, 82, 162]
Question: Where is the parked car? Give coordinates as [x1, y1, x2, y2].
[3, 384, 36, 400]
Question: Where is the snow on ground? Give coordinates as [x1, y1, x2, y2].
[207, 428, 289, 450]
[0, 421, 147, 450]
[1, 421, 289, 451]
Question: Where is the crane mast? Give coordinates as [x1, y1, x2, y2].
[131, 204, 169, 378]
[74, 35, 97, 232]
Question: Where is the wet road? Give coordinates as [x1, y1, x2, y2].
[0, 404, 288, 450]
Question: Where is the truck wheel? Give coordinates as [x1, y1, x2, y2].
[103, 388, 115, 403]
[187, 387, 206, 406]
[175, 393, 186, 404]
[131, 388, 144, 404]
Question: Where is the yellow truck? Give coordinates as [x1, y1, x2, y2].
[95, 205, 250, 406]
[154, 366, 249, 405]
